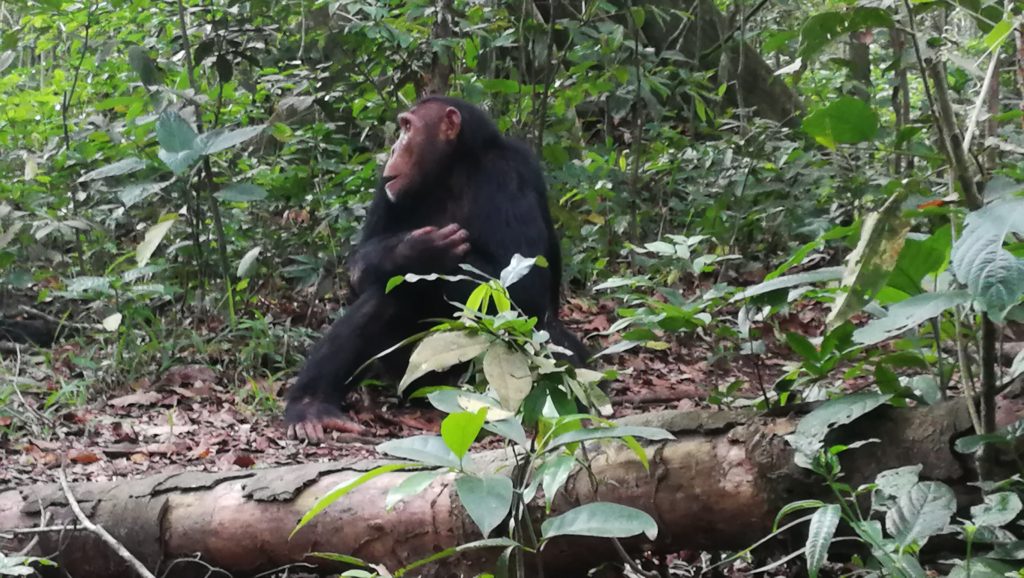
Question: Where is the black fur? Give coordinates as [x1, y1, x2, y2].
[285, 97, 587, 425]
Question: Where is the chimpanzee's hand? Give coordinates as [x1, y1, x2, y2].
[285, 397, 366, 443]
[396, 223, 471, 271]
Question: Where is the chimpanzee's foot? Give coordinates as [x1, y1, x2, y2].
[284, 397, 366, 442]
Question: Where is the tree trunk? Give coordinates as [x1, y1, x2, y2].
[0, 402, 981, 577]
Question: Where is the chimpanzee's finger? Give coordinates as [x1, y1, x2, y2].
[437, 223, 461, 236]
[454, 243, 471, 256]
[409, 226, 438, 238]
[323, 417, 368, 435]
[287, 424, 298, 439]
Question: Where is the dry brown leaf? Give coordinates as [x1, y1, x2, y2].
[107, 391, 163, 407]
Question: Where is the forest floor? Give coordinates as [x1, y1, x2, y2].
[0, 295, 824, 490]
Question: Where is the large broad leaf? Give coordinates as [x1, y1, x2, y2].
[78, 157, 147, 182]
[386, 469, 444, 511]
[951, 198, 1024, 321]
[786, 392, 891, 468]
[730, 267, 843, 302]
[828, 188, 910, 327]
[136, 216, 176, 268]
[874, 465, 922, 500]
[399, 332, 492, 393]
[802, 96, 879, 149]
[853, 291, 971, 346]
[541, 503, 658, 541]
[215, 183, 268, 202]
[799, 8, 893, 58]
[377, 435, 460, 468]
[199, 124, 266, 154]
[156, 111, 201, 175]
[156, 111, 198, 152]
[885, 481, 956, 548]
[886, 227, 952, 297]
[805, 504, 840, 578]
[455, 475, 514, 538]
[545, 426, 673, 452]
[970, 492, 1022, 528]
[482, 342, 533, 412]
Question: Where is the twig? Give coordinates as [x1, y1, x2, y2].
[612, 538, 657, 578]
[57, 470, 157, 578]
[962, 48, 1002, 152]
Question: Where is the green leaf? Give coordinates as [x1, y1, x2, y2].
[971, 492, 1022, 528]
[399, 331, 492, 393]
[215, 183, 268, 202]
[786, 392, 891, 468]
[156, 111, 198, 152]
[951, 197, 1024, 321]
[886, 227, 952, 296]
[539, 455, 577, 509]
[293, 463, 415, 537]
[545, 426, 673, 452]
[805, 504, 840, 578]
[853, 290, 971, 346]
[885, 481, 956, 548]
[874, 465, 922, 499]
[156, 111, 200, 175]
[730, 267, 843, 302]
[386, 469, 444, 511]
[236, 246, 261, 278]
[499, 254, 546, 287]
[127, 45, 160, 86]
[984, 18, 1013, 50]
[541, 503, 658, 541]
[377, 435, 460, 468]
[0, 51, 15, 75]
[117, 180, 171, 208]
[136, 216, 176, 268]
[78, 157, 147, 182]
[441, 409, 487, 462]
[774, 500, 827, 531]
[785, 332, 819, 362]
[482, 342, 533, 412]
[455, 475, 514, 538]
[798, 8, 892, 58]
[828, 188, 910, 327]
[802, 96, 879, 149]
[199, 124, 266, 154]
[395, 538, 520, 577]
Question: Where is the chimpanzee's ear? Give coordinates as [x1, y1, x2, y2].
[440, 107, 462, 141]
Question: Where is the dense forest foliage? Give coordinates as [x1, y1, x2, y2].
[2, 0, 1024, 576]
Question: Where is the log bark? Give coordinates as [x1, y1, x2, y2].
[0, 402, 980, 577]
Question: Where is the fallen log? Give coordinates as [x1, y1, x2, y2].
[0, 402, 978, 577]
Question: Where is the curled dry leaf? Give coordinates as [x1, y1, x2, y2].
[68, 449, 102, 465]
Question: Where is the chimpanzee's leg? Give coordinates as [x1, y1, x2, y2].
[285, 291, 403, 441]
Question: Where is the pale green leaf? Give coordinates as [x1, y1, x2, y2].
[541, 503, 658, 541]
[399, 332, 492, 393]
[455, 475, 514, 538]
[136, 216, 176, 267]
[482, 342, 533, 412]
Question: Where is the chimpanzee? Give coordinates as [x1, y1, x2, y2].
[285, 96, 588, 441]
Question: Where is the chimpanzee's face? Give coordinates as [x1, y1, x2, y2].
[381, 103, 461, 203]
